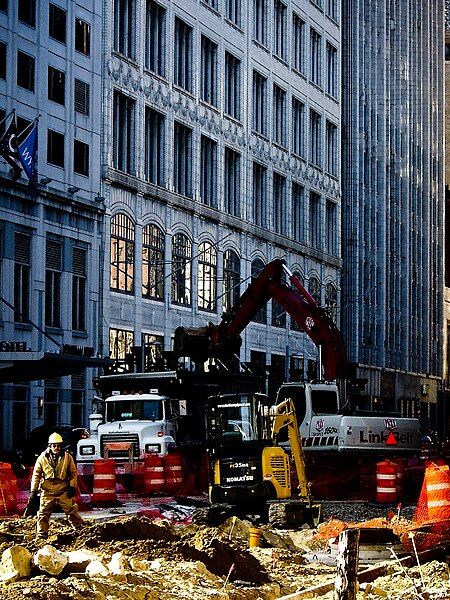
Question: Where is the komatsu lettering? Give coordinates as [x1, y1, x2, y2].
[359, 430, 413, 444]
[224, 475, 255, 483]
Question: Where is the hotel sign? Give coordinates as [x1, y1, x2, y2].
[0, 341, 31, 352]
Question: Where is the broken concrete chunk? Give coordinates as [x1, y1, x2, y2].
[129, 557, 150, 572]
[64, 549, 100, 572]
[107, 551, 129, 575]
[85, 559, 109, 577]
[0, 545, 32, 583]
[34, 545, 68, 576]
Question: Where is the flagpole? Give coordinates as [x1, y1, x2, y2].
[0, 108, 15, 131]
[17, 114, 40, 138]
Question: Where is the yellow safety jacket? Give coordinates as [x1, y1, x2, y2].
[31, 449, 77, 495]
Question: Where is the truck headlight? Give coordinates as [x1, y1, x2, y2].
[79, 445, 95, 456]
[145, 444, 161, 454]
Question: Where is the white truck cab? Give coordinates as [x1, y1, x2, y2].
[77, 390, 176, 475]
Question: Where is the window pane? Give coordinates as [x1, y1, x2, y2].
[49, 4, 66, 44]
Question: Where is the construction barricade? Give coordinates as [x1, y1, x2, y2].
[91, 459, 117, 504]
[164, 452, 184, 494]
[143, 454, 165, 494]
[0, 463, 18, 515]
[424, 463, 450, 521]
[375, 461, 397, 504]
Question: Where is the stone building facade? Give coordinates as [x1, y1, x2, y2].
[101, 0, 342, 387]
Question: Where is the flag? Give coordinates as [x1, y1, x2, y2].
[18, 118, 38, 183]
[0, 114, 22, 181]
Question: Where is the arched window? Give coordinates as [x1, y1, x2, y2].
[325, 282, 337, 323]
[142, 224, 165, 300]
[171, 233, 192, 305]
[110, 213, 134, 293]
[291, 270, 304, 331]
[223, 249, 240, 314]
[308, 276, 321, 305]
[251, 258, 266, 323]
[198, 241, 217, 312]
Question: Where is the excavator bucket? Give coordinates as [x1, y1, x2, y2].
[268, 499, 322, 529]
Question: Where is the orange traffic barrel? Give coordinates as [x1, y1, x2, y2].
[165, 453, 184, 494]
[143, 454, 165, 494]
[91, 459, 117, 503]
[425, 463, 450, 521]
[0, 463, 18, 515]
[376, 461, 397, 504]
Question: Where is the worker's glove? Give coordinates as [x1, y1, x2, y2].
[67, 486, 76, 499]
[29, 490, 38, 499]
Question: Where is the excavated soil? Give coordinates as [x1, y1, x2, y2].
[0, 511, 449, 600]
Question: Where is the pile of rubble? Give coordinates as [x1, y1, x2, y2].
[0, 507, 448, 600]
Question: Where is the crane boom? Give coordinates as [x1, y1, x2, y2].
[173, 258, 347, 381]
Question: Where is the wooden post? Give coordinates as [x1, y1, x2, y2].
[334, 528, 360, 600]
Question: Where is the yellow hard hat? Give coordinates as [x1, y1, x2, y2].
[48, 432, 63, 445]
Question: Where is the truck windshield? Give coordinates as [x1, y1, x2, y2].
[106, 400, 163, 421]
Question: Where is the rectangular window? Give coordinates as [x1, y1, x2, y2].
[109, 328, 134, 363]
[173, 121, 192, 197]
[45, 238, 62, 328]
[325, 200, 337, 255]
[309, 109, 322, 167]
[326, 42, 337, 98]
[310, 28, 322, 87]
[292, 97, 305, 157]
[309, 191, 321, 249]
[204, 0, 218, 10]
[226, 0, 241, 26]
[252, 70, 267, 135]
[174, 17, 192, 92]
[253, 0, 267, 45]
[17, 51, 35, 91]
[75, 18, 91, 56]
[200, 135, 217, 207]
[145, 107, 165, 186]
[114, 0, 134, 58]
[0, 1, 7, 14]
[292, 181, 304, 242]
[273, 84, 286, 146]
[72, 246, 86, 331]
[201, 36, 218, 106]
[273, 0, 287, 60]
[326, 0, 338, 21]
[113, 91, 135, 175]
[74, 139, 89, 176]
[0, 42, 6, 80]
[224, 147, 240, 217]
[48, 66, 65, 105]
[273, 172, 286, 234]
[325, 120, 338, 176]
[252, 162, 267, 227]
[47, 129, 64, 168]
[74, 79, 90, 116]
[18, 0, 35, 27]
[49, 4, 66, 44]
[225, 52, 241, 120]
[146, 0, 166, 76]
[14, 231, 31, 323]
[292, 13, 305, 73]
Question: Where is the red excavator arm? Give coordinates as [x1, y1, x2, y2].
[173, 259, 347, 380]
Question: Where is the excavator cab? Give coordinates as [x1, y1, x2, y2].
[200, 392, 321, 527]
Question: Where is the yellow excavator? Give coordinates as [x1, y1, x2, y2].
[195, 391, 321, 527]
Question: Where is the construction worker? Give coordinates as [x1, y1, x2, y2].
[30, 432, 84, 539]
